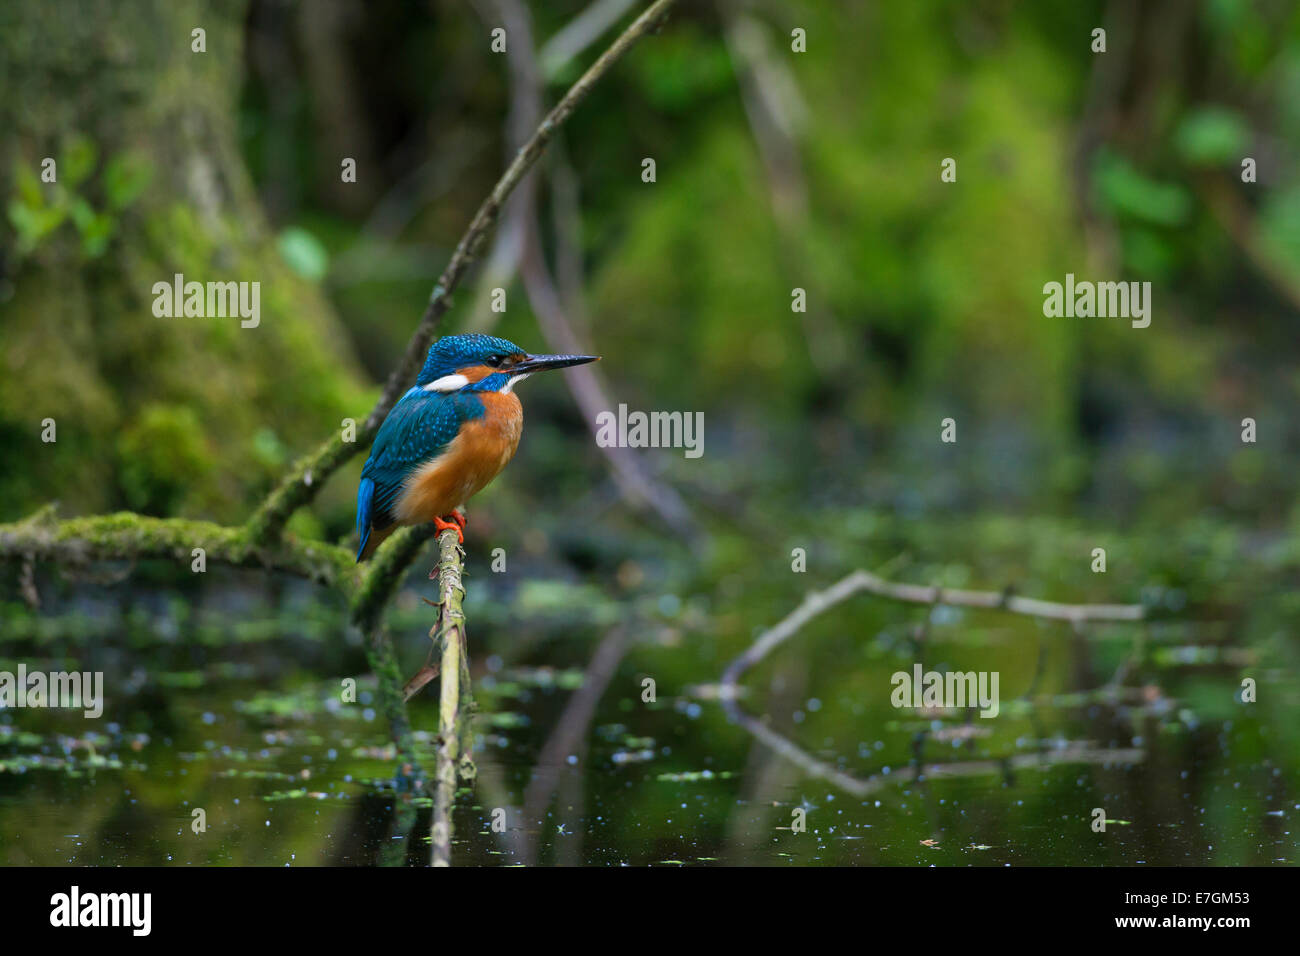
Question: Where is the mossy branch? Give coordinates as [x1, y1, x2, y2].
[350, 524, 438, 632]
[428, 527, 471, 866]
[0, 508, 357, 589]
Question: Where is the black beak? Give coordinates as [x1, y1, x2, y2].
[512, 353, 600, 374]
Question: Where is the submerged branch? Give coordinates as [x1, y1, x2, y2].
[728, 703, 1144, 799]
[362, 622, 422, 773]
[721, 568, 1146, 690]
[719, 566, 1148, 799]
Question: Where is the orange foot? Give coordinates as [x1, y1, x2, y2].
[432, 510, 466, 544]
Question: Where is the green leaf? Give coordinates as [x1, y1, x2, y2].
[1175, 108, 1250, 166]
[14, 163, 44, 208]
[69, 196, 96, 231]
[251, 427, 288, 469]
[79, 213, 115, 258]
[1093, 149, 1192, 226]
[277, 226, 329, 280]
[64, 134, 98, 187]
[7, 199, 66, 250]
[6, 202, 37, 250]
[103, 152, 153, 210]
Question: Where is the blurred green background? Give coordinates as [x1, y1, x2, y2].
[0, 0, 1297, 865]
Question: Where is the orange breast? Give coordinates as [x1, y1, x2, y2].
[393, 391, 523, 525]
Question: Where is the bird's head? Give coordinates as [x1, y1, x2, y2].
[416, 333, 598, 393]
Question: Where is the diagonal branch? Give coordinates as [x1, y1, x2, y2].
[490, 0, 693, 528]
[520, 217, 694, 527]
[247, 0, 681, 545]
[539, 0, 641, 79]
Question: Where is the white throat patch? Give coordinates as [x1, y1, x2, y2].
[500, 372, 531, 394]
[424, 373, 470, 393]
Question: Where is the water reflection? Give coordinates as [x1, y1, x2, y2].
[1, 551, 1296, 866]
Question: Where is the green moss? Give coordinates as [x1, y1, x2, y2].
[115, 404, 216, 515]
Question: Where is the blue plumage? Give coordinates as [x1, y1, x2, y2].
[355, 477, 376, 560]
[418, 333, 522, 386]
[356, 387, 487, 559]
[355, 333, 599, 562]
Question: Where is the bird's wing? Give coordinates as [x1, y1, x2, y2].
[360, 388, 478, 528]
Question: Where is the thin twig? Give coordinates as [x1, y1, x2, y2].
[1200, 176, 1300, 313]
[539, 0, 641, 79]
[717, 566, 1148, 798]
[402, 663, 440, 701]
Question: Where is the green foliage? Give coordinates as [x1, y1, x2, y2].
[1092, 148, 1192, 226]
[62, 134, 97, 186]
[103, 152, 152, 210]
[277, 226, 330, 280]
[6, 140, 152, 259]
[1175, 107, 1251, 166]
[1257, 185, 1300, 270]
[7, 165, 66, 252]
[115, 404, 215, 515]
[627, 21, 734, 112]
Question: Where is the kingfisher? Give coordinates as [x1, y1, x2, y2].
[354, 333, 598, 562]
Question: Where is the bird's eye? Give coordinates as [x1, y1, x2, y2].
[485, 355, 503, 368]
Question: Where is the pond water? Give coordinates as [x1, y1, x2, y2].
[1, 514, 1297, 866]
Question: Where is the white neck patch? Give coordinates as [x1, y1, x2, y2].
[424, 373, 469, 393]
[500, 372, 531, 394]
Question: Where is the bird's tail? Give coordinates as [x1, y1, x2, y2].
[357, 524, 395, 562]
[355, 477, 375, 562]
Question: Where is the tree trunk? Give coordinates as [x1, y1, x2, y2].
[0, 0, 365, 526]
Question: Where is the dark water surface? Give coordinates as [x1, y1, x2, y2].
[2, 516, 1297, 866]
